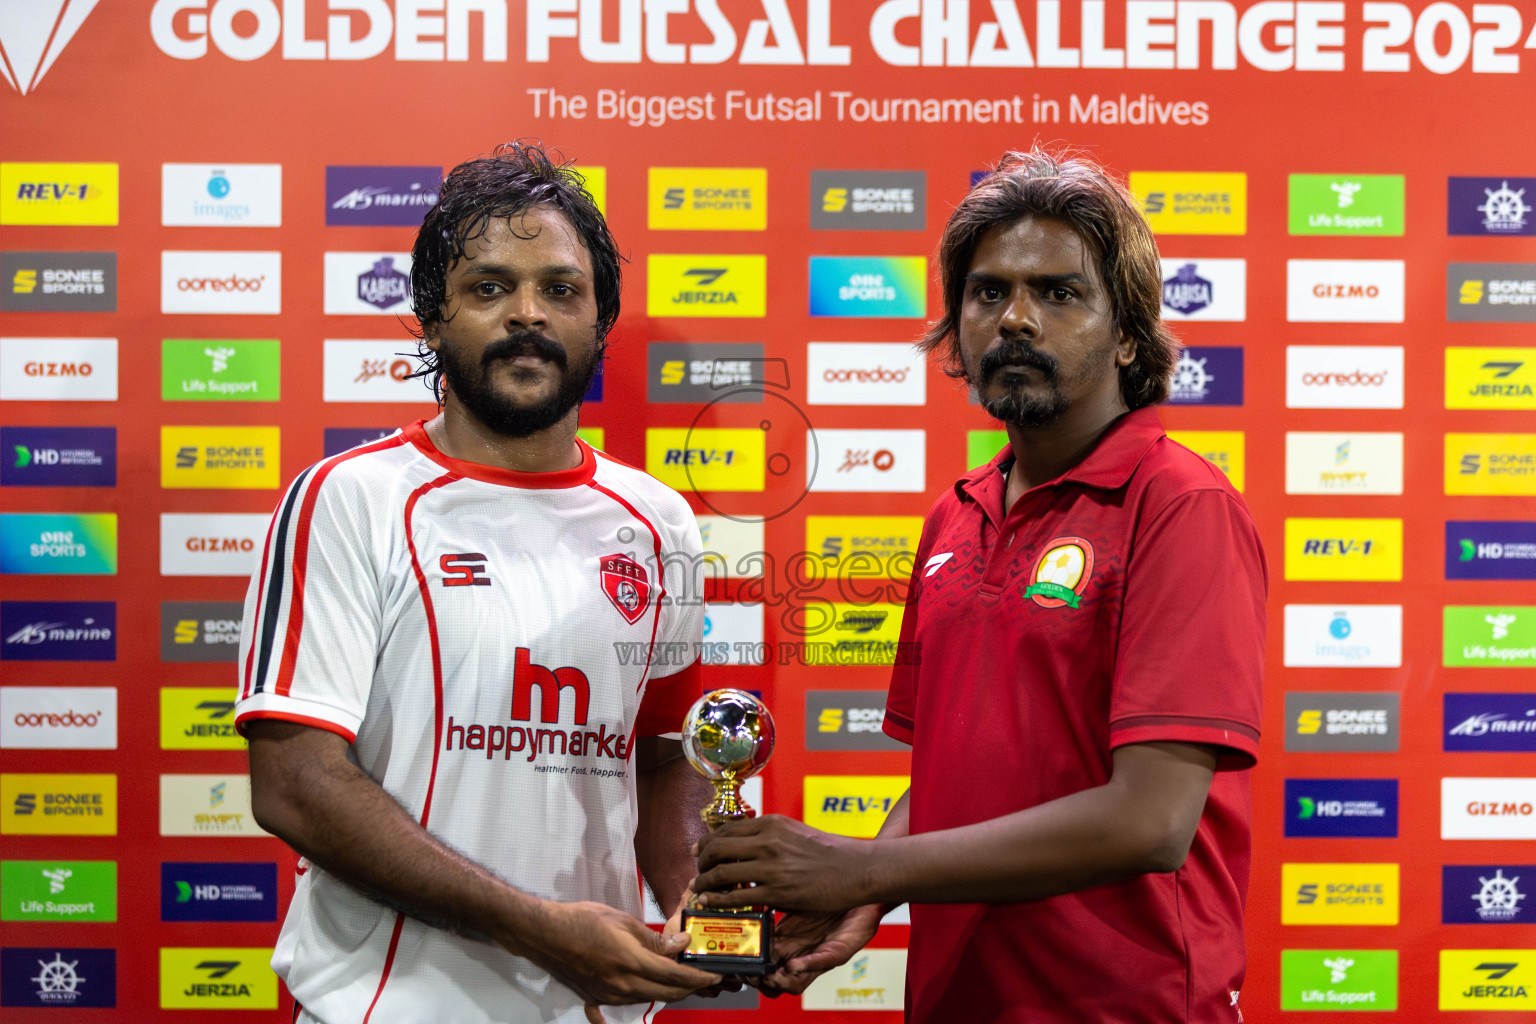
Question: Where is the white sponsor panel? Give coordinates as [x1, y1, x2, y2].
[161, 251, 281, 314]
[803, 948, 908, 1010]
[323, 340, 431, 403]
[811, 429, 926, 493]
[324, 251, 414, 315]
[0, 687, 117, 750]
[1286, 259, 1405, 322]
[703, 601, 764, 666]
[1443, 777, 1536, 840]
[0, 337, 118, 401]
[159, 773, 270, 837]
[806, 342, 926, 406]
[161, 163, 282, 227]
[1286, 346, 1405, 409]
[1158, 257, 1247, 321]
[1284, 605, 1403, 668]
[160, 513, 269, 577]
[696, 515, 765, 580]
[1285, 432, 1404, 495]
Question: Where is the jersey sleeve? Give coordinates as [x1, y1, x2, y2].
[1108, 487, 1267, 769]
[634, 504, 706, 738]
[235, 464, 383, 742]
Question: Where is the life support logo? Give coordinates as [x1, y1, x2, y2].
[599, 553, 651, 625]
[1025, 538, 1093, 609]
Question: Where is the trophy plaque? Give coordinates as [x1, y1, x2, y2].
[678, 688, 776, 975]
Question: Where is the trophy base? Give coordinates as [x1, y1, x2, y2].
[678, 907, 774, 976]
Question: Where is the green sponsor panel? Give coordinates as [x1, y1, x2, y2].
[1, 860, 116, 921]
[162, 339, 281, 401]
[1281, 949, 1397, 1011]
[1443, 606, 1536, 667]
[967, 430, 1009, 470]
[1289, 175, 1405, 236]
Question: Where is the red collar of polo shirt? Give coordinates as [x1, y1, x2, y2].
[955, 406, 1167, 506]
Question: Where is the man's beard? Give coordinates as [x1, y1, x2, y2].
[439, 328, 603, 438]
[975, 341, 1071, 428]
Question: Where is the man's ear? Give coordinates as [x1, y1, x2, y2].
[1115, 331, 1137, 368]
[423, 323, 440, 353]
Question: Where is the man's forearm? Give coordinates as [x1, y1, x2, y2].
[635, 736, 712, 913]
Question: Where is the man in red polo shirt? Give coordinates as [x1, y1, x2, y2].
[692, 148, 1267, 1022]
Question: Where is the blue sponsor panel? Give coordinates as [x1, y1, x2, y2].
[1443, 865, 1535, 924]
[1, 426, 115, 487]
[322, 427, 396, 458]
[1164, 346, 1244, 406]
[325, 166, 441, 226]
[1445, 693, 1536, 752]
[1, 601, 115, 661]
[1, 947, 115, 1008]
[1284, 778, 1398, 838]
[1448, 177, 1536, 236]
[585, 365, 603, 402]
[161, 862, 278, 922]
[1446, 521, 1536, 580]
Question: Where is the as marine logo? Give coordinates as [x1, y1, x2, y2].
[1025, 538, 1093, 609]
[599, 553, 650, 625]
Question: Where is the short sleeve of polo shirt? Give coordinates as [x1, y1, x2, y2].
[1109, 486, 1266, 769]
[883, 505, 947, 747]
[632, 504, 706, 738]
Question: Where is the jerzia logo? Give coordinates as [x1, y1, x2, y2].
[1026, 538, 1093, 609]
[599, 553, 650, 625]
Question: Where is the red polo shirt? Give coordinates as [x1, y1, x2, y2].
[885, 407, 1266, 1024]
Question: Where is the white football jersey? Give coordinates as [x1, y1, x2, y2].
[236, 421, 704, 1024]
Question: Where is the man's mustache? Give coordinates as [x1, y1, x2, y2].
[482, 330, 568, 370]
[978, 342, 1058, 383]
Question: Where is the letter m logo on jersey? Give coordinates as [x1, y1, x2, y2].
[599, 553, 651, 624]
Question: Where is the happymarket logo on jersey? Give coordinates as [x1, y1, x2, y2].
[1284, 605, 1401, 668]
[1159, 259, 1246, 321]
[1, 861, 116, 923]
[1285, 779, 1398, 838]
[808, 256, 926, 318]
[0, 251, 115, 312]
[1281, 863, 1399, 925]
[0, 774, 116, 836]
[1450, 178, 1536, 236]
[161, 426, 279, 489]
[1444, 606, 1536, 668]
[1448, 522, 1536, 581]
[1445, 694, 1536, 752]
[1450, 264, 1536, 322]
[1, 426, 115, 487]
[159, 948, 276, 1010]
[161, 164, 282, 227]
[161, 863, 277, 923]
[1446, 348, 1536, 410]
[1285, 433, 1403, 496]
[1444, 866, 1535, 925]
[326, 165, 439, 226]
[0, 514, 116, 575]
[0, 337, 118, 401]
[1281, 950, 1398, 1011]
[162, 339, 280, 402]
[647, 255, 766, 317]
[1446, 434, 1536, 496]
[0, 947, 115, 1009]
[1130, 172, 1245, 234]
[1289, 174, 1405, 236]
[1163, 347, 1243, 406]
[1, 601, 114, 662]
[812, 170, 925, 231]
[648, 167, 766, 231]
[1285, 692, 1399, 753]
[0, 164, 117, 226]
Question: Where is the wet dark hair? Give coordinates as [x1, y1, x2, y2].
[921, 147, 1177, 409]
[406, 140, 622, 400]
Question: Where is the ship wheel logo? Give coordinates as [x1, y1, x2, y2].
[1479, 181, 1532, 232]
[1473, 868, 1526, 921]
[31, 953, 85, 1004]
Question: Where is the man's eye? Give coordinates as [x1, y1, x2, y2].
[473, 281, 502, 296]
[1049, 287, 1074, 301]
[975, 286, 1002, 302]
[548, 283, 573, 296]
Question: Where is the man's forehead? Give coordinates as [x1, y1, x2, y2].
[968, 215, 1100, 277]
[456, 205, 589, 265]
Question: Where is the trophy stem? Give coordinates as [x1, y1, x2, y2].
[702, 772, 756, 828]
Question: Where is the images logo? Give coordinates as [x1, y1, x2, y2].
[1447, 522, 1536, 581]
[1, 602, 114, 662]
[1285, 779, 1398, 838]
[326, 166, 439, 226]
[805, 691, 906, 752]
[161, 426, 280, 489]
[0, 686, 116, 750]
[1446, 348, 1536, 409]
[0, 0, 97, 96]
[1284, 519, 1402, 582]
[0, 861, 115, 922]
[805, 515, 922, 581]
[1285, 432, 1403, 495]
[158, 948, 277, 1010]
[1166, 430, 1244, 490]
[1446, 434, 1536, 495]
[159, 513, 268, 577]
[1286, 346, 1404, 409]
[161, 601, 242, 663]
[803, 776, 910, 838]
[0, 513, 116, 575]
[648, 168, 766, 230]
[1449, 263, 1536, 322]
[808, 256, 926, 318]
[1444, 866, 1533, 924]
[1, 426, 115, 487]
[647, 255, 767, 317]
[1450, 178, 1536, 236]
[161, 688, 243, 751]
[1163, 347, 1243, 405]
[1129, 172, 1246, 234]
[811, 429, 925, 493]
[1158, 258, 1246, 320]
[1439, 951, 1536, 1010]
[0, 163, 117, 225]
[1285, 692, 1399, 753]
[645, 428, 765, 492]
[810, 171, 925, 231]
[159, 774, 268, 837]
[162, 339, 280, 402]
[646, 342, 768, 404]
[1281, 863, 1399, 925]
[0, 251, 115, 312]
[1446, 694, 1536, 752]
[1289, 174, 1405, 236]
[0, 947, 115, 1009]
[161, 863, 277, 923]
[1280, 949, 1397, 1011]
[161, 251, 281, 314]
[161, 164, 282, 227]
[1287, 261, 1406, 323]
[0, 336, 118, 401]
[0, 774, 116, 835]
[1283, 605, 1402, 668]
[1443, 778, 1536, 840]
[807, 342, 926, 406]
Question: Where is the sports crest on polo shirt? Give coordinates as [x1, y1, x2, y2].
[1025, 537, 1094, 608]
[599, 553, 651, 624]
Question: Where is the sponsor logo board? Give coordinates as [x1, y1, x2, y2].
[1284, 605, 1402, 668]
[1280, 949, 1397, 1011]
[798, 603, 905, 667]
[1165, 431, 1243, 490]
[1289, 174, 1405, 236]
[161, 862, 278, 923]
[1, 601, 114, 662]
[808, 256, 925, 318]
[806, 342, 925, 406]
[158, 947, 277, 1010]
[0, 251, 115, 312]
[0, 337, 117, 401]
[1287, 260, 1405, 322]
[1447, 522, 1536, 580]
[0, 774, 116, 835]
[811, 170, 925, 231]
[161, 688, 244, 750]
[161, 251, 281, 314]
[0, 947, 115, 1008]
[1284, 519, 1402, 581]
[700, 602, 765, 666]
[803, 776, 910, 838]
[1284, 692, 1399, 753]
[1446, 348, 1536, 410]
[1163, 346, 1243, 405]
[1286, 346, 1404, 408]
[162, 339, 280, 402]
[1, 163, 117, 225]
[1449, 177, 1536, 236]
[647, 342, 767, 404]
[1444, 866, 1534, 924]
[647, 255, 766, 317]
[326, 165, 439, 226]
[805, 691, 905, 752]
[323, 340, 431, 403]
[0, 861, 116, 922]
[696, 515, 764, 580]
[1449, 263, 1536, 322]
[648, 167, 766, 230]
[160, 426, 280, 489]
[1158, 259, 1246, 321]
[159, 774, 268, 837]
[1439, 950, 1536, 1010]
[810, 429, 925, 493]
[645, 428, 765, 492]
[805, 515, 922, 580]
[0, 687, 116, 750]
[1445, 606, 1536, 668]
[161, 602, 243, 662]
[1446, 434, 1536, 496]
[324, 252, 413, 315]
[159, 514, 268, 577]
[1285, 433, 1403, 495]
[1446, 694, 1536, 752]
[802, 948, 907, 1011]
[0, 513, 116, 575]
[161, 164, 282, 227]
[1443, 778, 1536, 839]
[1130, 172, 1246, 234]
[1284, 779, 1398, 838]
[1, 426, 115, 487]
[1281, 863, 1399, 925]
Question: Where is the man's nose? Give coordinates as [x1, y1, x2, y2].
[998, 291, 1039, 337]
[505, 285, 549, 329]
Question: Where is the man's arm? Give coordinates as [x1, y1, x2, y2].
[693, 740, 1216, 913]
[247, 719, 720, 1010]
[633, 735, 710, 916]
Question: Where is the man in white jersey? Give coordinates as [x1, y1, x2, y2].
[237, 141, 721, 1024]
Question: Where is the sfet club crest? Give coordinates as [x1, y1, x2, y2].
[600, 553, 651, 624]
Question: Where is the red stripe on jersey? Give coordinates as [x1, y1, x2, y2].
[584, 480, 666, 692]
[634, 659, 702, 738]
[270, 434, 408, 699]
[403, 472, 460, 828]
[241, 496, 284, 702]
[234, 710, 357, 743]
[361, 912, 408, 1024]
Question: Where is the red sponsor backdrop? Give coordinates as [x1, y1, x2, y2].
[4, 1, 1536, 1019]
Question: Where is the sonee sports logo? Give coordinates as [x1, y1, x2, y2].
[439, 554, 490, 587]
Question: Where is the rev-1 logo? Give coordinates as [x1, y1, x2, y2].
[440, 553, 491, 587]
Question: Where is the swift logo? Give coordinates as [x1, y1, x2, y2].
[439, 553, 490, 587]
[0, 0, 98, 96]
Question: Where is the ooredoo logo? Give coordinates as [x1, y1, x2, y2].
[1287, 260, 1405, 323]
[0, 688, 117, 750]
[1286, 347, 1404, 409]
[806, 343, 925, 406]
[161, 252, 281, 315]
[0, 338, 117, 401]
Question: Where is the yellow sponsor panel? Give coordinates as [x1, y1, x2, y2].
[1439, 950, 1536, 1010]
[804, 516, 923, 580]
[0, 773, 116, 835]
[1167, 430, 1245, 491]
[799, 602, 906, 666]
[160, 947, 278, 1010]
[1129, 172, 1246, 235]
[1, 163, 119, 225]
[803, 775, 910, 838]
[161, 426, 281, 489]
[576, 426, 605, 450]
[572, 166, 605, 215]
[645, 428, 764, 492]
[1281, 863, 1399, 925]
[1284, 518, 1403, 581]
[647, 254, 767, 317]
[161, 688, 245, 750]
[1446, 434, 1536, 496]
[1446, 348, 1536, 410]
[649, 168, 767, 230]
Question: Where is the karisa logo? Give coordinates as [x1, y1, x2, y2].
[1026, 538, 1094, 609]
[1163, 263, 1213, 315]
[0, 0, 98, 96]
[357, 257, 410, 310]
[354, 358, 412, 384]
